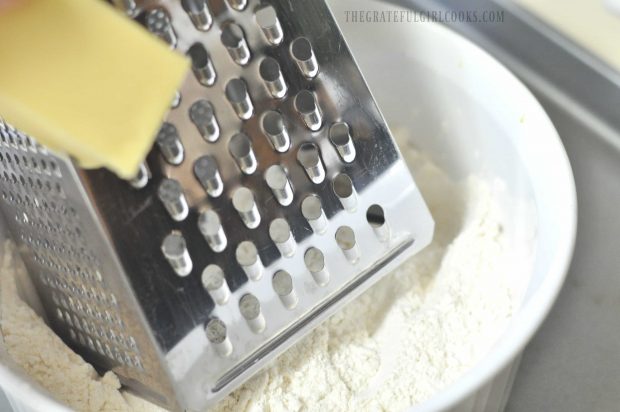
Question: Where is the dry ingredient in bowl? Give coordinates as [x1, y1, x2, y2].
[0, 243, 157, 412]
[0, 136, 519, 412]
[213, 146, 516, 411]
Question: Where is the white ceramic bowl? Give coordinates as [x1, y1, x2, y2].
[0, 1, 576, 411]
[332, 1, 577, 411]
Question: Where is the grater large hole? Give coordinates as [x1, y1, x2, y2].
[225, 79, 248, 103]
[264, 165, 293, 206]
[272, 270, 298, 309]
[205, 318, 232, 357]
[335, 226, 360, 263]
[294, 90, 316, 114]
[262, 111, 284, 135]
[366, 204, 385, 227]
[261, 111, 289, 152]
[221, 23, 244, 47]
[225, 79, 253, 119]
[255, 5, 282, 45]
[188, 43, 210, 69]
[294, 91, 322, 130]
[146, 8, 177, 47]
[194, 155, 223, 197]
[226, 0, 247, 12]
[333, 174, 357, 211]
[304, 247, 329, 286]
[189, 100, 219, 141]
[291, 37, 312, 61]
[202, 264, 230, 305]
[198, 209, 227, 252]
[156, 122, 184, 165]
[235, 240, 262, 281]
[367, 204, 390, 242]
[239, 294, 265, 333]
[221, 22, 250, 65]
[161, 231, 192, 276]
[259, 57, 280, 82]
[228, 133, 257, 175]
[181, 0, 212, 31]
[187, 43, 216, 87]
[255, 5, 278, 29]
[297, 143, 325, 183]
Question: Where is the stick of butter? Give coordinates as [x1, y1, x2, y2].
[0, 0, 189, 178]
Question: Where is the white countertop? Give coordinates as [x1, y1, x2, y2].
[515, 0, 620, 71]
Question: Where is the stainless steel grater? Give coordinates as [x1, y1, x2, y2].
[0, 0, 434, 410]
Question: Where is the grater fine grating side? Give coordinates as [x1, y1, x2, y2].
[0, 0, 434, 410]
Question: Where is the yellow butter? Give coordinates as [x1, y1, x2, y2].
[0, 0, 189, 178]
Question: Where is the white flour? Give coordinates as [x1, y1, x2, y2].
[0, 243, 157, 412]
[0, 139, 518, 412]
[212, 147, 515, 412]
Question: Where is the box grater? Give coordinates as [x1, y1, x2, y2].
[0, 0, 434, 410]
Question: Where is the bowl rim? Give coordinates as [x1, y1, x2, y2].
[378, 10, 578, 412]
[0, 359, 69, 411]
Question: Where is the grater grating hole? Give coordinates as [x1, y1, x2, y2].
[146, 8, 177, 47]
[189, 100, 220, 142]
[35, 143, 48, 155]
[261, 111, 290, 152]
[232, 187, 260, 228]
[188, 43, 216, 87]
[49, 160, 61, 177]
[335, 226, 360, 263]
[226, 0, 247, 12]
[205, 318, 232, 357]
[259, 57, 287, 98]
[156, 122, 184, 165]
[225, 78, 254, 119]
[366, 204, 390, 242]
[198, 209, 227, 252]
[333, 174, 357, 212]
[264, 164, 293, 206]
[304, 247, 329, 286]
[297, 143, 325, 184]
[29, 157, 38, 173]
[255, 5, 283, 45]
[109, 293, 118, 307]
[294, 90, 322, 131]
[162, 231, 193, 276]
[272, 270, 298, 309]
[181, 0, 213, 31]
[269, 217, 295, 257]
[228, 133, 257, 174]
[235, 240, 263, 281]
[194, 155, 224, 197]
[221, 22, 251, 65]
[301, 194, 328, 234]
[202, 264, 230, 305]
[158, 178, 189, 221]
[95, 339, 104, 355]
[290, 37, 319, 78]
[64, 310, 73, 326]
[239, 293, 265, 333]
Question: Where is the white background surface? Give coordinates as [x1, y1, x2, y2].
[516, 0, 620, 71]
